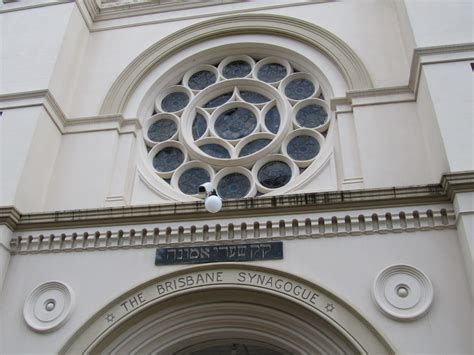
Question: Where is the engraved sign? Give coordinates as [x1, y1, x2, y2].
[155, 242, 283, 265]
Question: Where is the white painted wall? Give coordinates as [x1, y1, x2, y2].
[13, 109, 62, 212]
[2, 0, 470, 211]
[422, 61, 474, 172]
[43, 131, 118, 211]
[0, 1, 473, 352]
[403, 0, 474, 48]
[0, 3, 74, 94]
[0, 225, 470, 353]
[0, 107, 44, 205]
[48, 5, 90, 115]
[354, 102, 431, 188]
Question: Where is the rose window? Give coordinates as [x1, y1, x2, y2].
[144, 55, 331, 199]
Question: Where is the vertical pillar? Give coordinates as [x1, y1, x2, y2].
[453, 192, 474, 300]
[105, 132, 136, 207]
[333, 100, 364, 189]
[0, 225, 13, 293]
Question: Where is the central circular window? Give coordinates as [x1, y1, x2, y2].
[144, 55, 331, 199]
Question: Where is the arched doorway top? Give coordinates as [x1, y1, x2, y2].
[99, 13, 373, 115]
[62, 263, 394, 354]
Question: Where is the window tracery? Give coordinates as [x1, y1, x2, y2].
[143, 55, 331, 199]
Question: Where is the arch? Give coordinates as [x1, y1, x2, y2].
[61, 264, 394, 354]
[100, 14, 373, 115]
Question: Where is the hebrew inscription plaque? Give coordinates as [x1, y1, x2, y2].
[155, 242, 283, 265]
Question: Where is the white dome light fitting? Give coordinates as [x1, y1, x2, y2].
[199, 182, 223, 213]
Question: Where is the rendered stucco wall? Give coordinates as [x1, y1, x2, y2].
[0, 0, 472, 353]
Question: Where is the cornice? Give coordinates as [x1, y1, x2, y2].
[441, 171, 474, 201]
[76, 1, 326, 32]
[409, 42, 474, 95]
[3, 171, 473, 232]
[0, 0, 72, 14]
[330, 42, 474, 108]
[0, 90, 141, 135]
[0, 206, 21, 231]
[9, 206, 457, 255]
[85, 0, 243, 22]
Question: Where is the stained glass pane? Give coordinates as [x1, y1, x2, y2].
[203, 92, 232, 108]
[287, 135, 320, 160]
[284, 79, 314, 100]
[153, 147, 184, 172]
[161, 92, 189, 112]
[215, 107, 257, 140]
[265, 106, 280, 134]
[217, 173, 251, 199]
[257, 161, 292, 189]
[257, 63, 287, 82]
[188, 70, 216, 90]
[192, 113, 207, 140]
[178, 167, 210, 195]
[199, 144, 230, 159]
[147, 119, 177, 142]
[223, 60, 251, 78]
[296, 104, 328, 128]
[239, 138, 271, 157]
[240, 91, 269, 104]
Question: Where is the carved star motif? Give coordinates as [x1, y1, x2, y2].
[105, 313, 115, 323]
[325, 303, 335, 312]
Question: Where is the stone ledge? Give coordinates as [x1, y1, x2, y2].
[3, 171, 473, 231]
[10, 207, 456, 255]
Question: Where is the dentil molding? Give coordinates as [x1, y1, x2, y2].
[10, 207, 456, 255]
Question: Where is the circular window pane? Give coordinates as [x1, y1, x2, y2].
[265, 106, 280, 134]
[257, 63, 287, 82]
[215, 107, 257, 140]
[296, 104, 328, 128]
[287, 135, 320, 161]
[192, 113, 207, 140]
[204, 92, 233, 108]
[257, 161, 292, 189]
[223, 60, 251, 78]
[188, 70, 216, 90]
[161, 92, 189, 112]
[178, 167, 210, 195]
[240, 91, 270, 104]
[199, 144, 230, 159]
[285, 79, 315, 100]
[239, 138, 271, 157]
[148, 119, 177, 142]
[152, 147, 184, 172]
[217, 173, 251, 199]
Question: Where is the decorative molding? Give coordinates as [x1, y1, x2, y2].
[83, 0, 243, 22]
[441, 170, 474, 200]
[0, 90, 141, 135]
[99, 14, 374, 115]
[75, 1, 329, 32]
[1, 172, 472, 232]
[409, 42, 474, 96]
[373, 264, 433, 321]
[330, 42, 474, 109]
[0, 206, 21, 231]
[23, 281, 75, 332]
[10, 207, 456, 255]
[61, 264, 393, 354]
[0, 0, 72, 14]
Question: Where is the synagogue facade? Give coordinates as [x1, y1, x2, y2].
[0, 0, 473, 353]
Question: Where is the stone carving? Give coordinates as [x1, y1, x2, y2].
[372, 264, 433, 321]
[23, 281, 75, 332]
